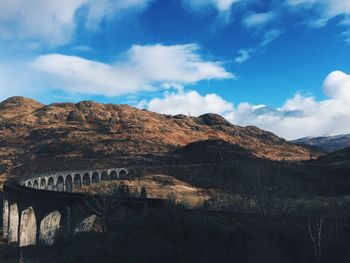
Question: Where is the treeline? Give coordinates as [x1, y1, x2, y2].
[22, 206, 350, 263]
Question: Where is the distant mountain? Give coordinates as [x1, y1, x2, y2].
[292, 134, 350, 152]
[312, 147, 350, 166]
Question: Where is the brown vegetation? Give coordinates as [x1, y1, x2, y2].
[0, 96, 318, 184]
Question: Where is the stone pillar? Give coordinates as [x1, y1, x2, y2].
[8, 203, 19, 242]
[2, 198, 9, 239]
[19, 206, 37, 247]
[66, 206, 71, 238]
[39, 211, 61, 245]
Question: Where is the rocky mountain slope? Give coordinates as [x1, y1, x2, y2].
[292, 134, 350, 152]
[0, 96, 317, 181]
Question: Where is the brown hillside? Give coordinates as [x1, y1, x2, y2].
[0, 96, 318, 180]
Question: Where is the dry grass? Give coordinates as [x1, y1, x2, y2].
[75, 174, 221, 208]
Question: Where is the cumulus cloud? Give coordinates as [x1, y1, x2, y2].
[31, 43, 233, 96]
[226, 70, 350, 139]
[243, 11, 276, 29]
[139, 89, 234, 116]
[0, 0, 153, 46]
[139, 70, 350, 140]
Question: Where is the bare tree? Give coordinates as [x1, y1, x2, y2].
[308, 217, 323, 263]
[83, 186, 122, 234]
[241, 163, 293, 216]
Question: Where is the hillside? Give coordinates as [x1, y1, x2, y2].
[312, 147, 350, 166]
[293, 134, 350, 152]
[0, 96, 317, 181]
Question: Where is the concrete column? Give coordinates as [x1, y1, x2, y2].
[2, 198, 9, 239]
[66, 206, 71, 238]
[19, 206, 36, 247]
[8, 203, 19, 242]
[39, 211, 61, 245]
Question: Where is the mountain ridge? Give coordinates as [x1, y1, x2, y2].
[0, 96, 318, 181]
[293, 134, 350, 152]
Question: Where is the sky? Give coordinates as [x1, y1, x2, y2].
[0, 0, 350, 140]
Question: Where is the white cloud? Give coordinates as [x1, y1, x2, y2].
[234, 29, 281, 63]
[286, 0, 350, 41]
[84, 0, 153, 30]
[0, 0, 153, 46]
[183, 0, 238, 12]
[243, 11, 276, 29]
[235, 48, 254, 63]
[0, 0, 84, 45]
[31, 43, 233, 96]
[287, 0, 350, 20]
[140, 89, 234, 116]
[260, 29, 281, 46]
[226, 70, 350, 139]
[139, 70, 350, 140]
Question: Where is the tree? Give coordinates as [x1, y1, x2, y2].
[308, 217, 323, 263]
[140, 186, 148, 198]
[241, 163, 293, 216]
[83, 186, 121, 234]
[117, 182, 131, 197]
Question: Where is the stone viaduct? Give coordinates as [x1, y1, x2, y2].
[20, 168, 129, 192]
[2, 167, 162, 247]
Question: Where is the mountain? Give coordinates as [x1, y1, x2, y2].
[0, 96, 318, 181]
[312, 147, 350, 166]
[292, 134, 350, 152]
[0, 96, 44, 119]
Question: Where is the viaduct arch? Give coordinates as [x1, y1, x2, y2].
[2, 167, 133, 247]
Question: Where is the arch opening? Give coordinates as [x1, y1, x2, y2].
[19, 207, 37, 247]
[101, 171, 109, 181]
[74, 174, 82, 189]
[39, 211, 61, 245]
[65, 175, 73, 192]
[47, 177, 54, 191]
[119, 169, 127, 179]
[110, 170, 118, 180]
[92, 172, 99, 184]
[40, 178, 46, 190]
[27, 181, 32, 188]
[83, 173, 90, 186]
[57, 176, 64, 192]
[33, 180, 39, 189]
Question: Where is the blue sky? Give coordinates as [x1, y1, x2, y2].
[0, 0, 350, 139]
